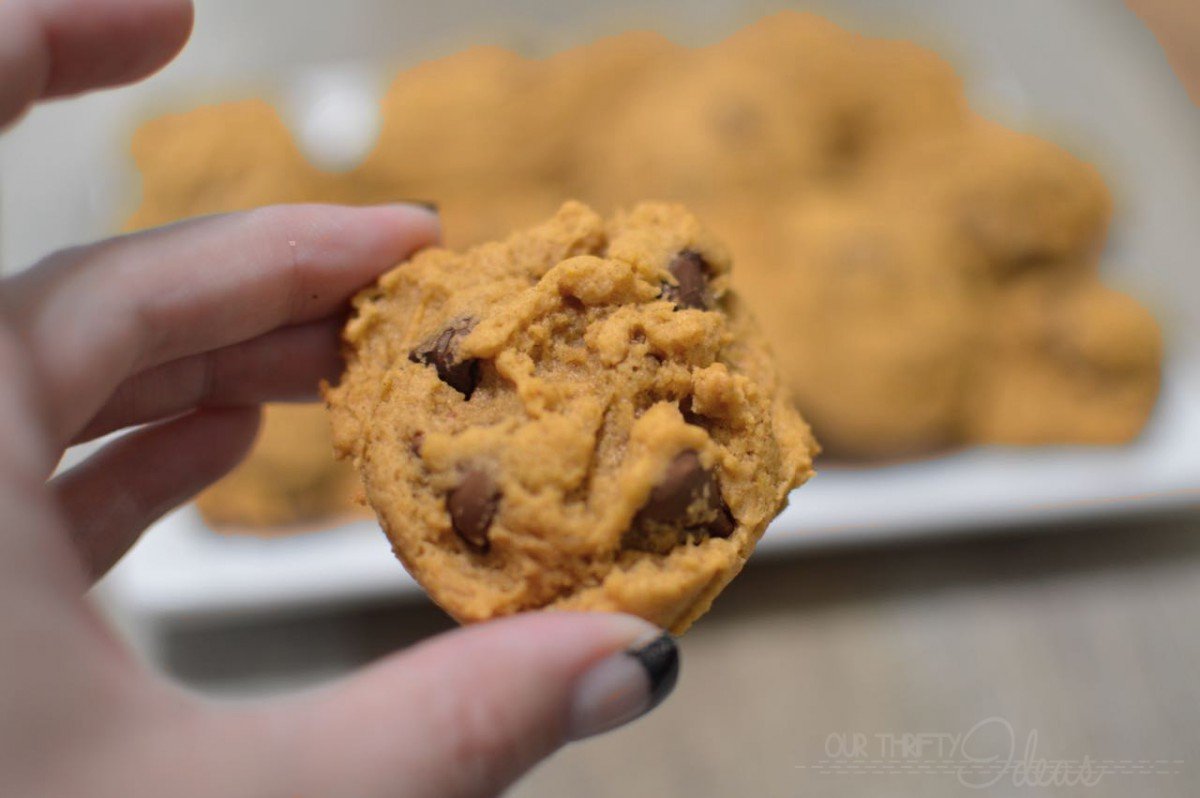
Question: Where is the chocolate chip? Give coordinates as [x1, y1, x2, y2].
[707, 504, 736, 538]
[638, 450, 712, 524]
[625, 450, 735, 553]
[447, 468, 499, 552]
[679, 396, 704, 427]
[662, 250, 710, 310]
[409, 318, 481, 398]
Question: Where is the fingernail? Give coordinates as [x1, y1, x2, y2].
[566, 632, 679, 741]
[397, 200, 438, 214]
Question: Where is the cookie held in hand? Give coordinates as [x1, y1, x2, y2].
[326, 202, 816, 633]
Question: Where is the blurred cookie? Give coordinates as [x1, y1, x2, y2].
[360, 46, 574, 196]
[126, 99, 331, 230]
[732, 197, 984, 458]
[871, 120, 1112, 274]
[196, 404, 364, 531]
[327, 202, 815, 632]
[714, 12, 971, 175]
[434, 187, 566, 250]
[967, 275, 1163, 444]
[580, 51, 835, 203]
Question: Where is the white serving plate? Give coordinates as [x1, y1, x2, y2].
[1, 0, 1197, 630]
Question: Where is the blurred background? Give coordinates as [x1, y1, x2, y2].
[2, 1, 1199, 795]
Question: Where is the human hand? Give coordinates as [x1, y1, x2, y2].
[1126, 0, 1200, 105]
[0, 2, 678, 796]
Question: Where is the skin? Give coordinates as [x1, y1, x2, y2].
[0, 2, 662, 796]
[1125, 0, 1200, 104]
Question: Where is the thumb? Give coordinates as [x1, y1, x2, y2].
[270, 612, 678, 798]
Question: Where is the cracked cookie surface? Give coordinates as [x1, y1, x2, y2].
[327, 201, 815, 632]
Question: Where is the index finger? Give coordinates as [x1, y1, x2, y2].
[0, 0, 194, 128]
[2, 202, 440, 446]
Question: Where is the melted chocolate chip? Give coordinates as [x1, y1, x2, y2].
[625, 450, 735, 553]
[447, 468, 499, 552]
[409, 318, 481, 398]
[706, 504, 736, 539]
[662, 250, 710, 310]
[638, 450, 713, 523]
[679, 396, 704, 427]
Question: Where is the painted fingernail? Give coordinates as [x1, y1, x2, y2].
[566, 632, 679, 741]
[398, 200, 439, 213]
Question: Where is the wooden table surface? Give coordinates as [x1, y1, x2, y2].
[160, 510, 1200, 797]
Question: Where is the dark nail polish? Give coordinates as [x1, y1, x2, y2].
[567, 629, 679, 741]
[627, 633, 679, 711]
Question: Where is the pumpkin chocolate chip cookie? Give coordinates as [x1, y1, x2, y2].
[326, 201, 816, 632]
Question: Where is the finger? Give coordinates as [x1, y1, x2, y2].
[4, 202, 439, 448]
[0, 0, 194, 128]
[271, 612, 678, 798]
[73, 317, 341, 443]
[52, 406, 260, 580]
[0, 323, 87, 594]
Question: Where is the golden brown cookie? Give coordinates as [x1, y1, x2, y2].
[125, 99, 333, 230]
[360, 46, 570, 196]
[434, 188, 566, 250]
[712, 12, 971, 176]
[580, 50, 836, 204]
[966, 275, 1163, 445]
[327, 202, 815, 632]
[731, 196, 985, 458]
[870, 119, 1112, 274]
[196, 404, 364, 531]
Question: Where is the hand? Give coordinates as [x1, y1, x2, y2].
[1125, 0, 1200, 104]
[0, 2, 677, 796]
